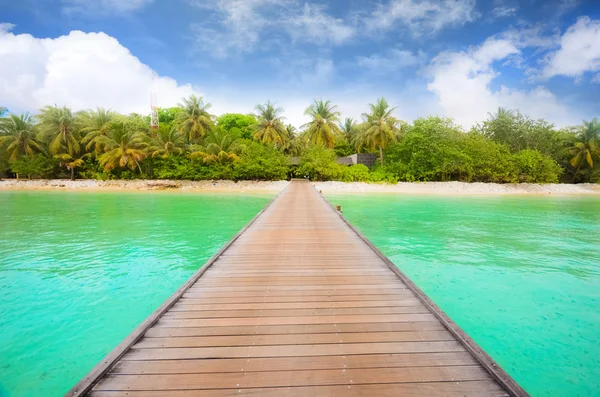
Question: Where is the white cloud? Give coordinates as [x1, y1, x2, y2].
[286, 4, 354, 45]
[424, 37, 576, 128]
[61, 0, 152, 14]
[0, 23, 15, 33]
[357, 49, 425, 73]
[542, 16, 600, 80]
[189, 0, 285, 57]
[0, 28, 198, 114]
[592, 73, 600, 83]
[366, 0, 478, 36]
[189, 0, 353, 57]
[492, 6, 517, 18]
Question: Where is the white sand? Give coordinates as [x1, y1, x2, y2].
[0, 179, 289, 193]
[312, 181, 600, 196]
[1, 179, 599, 195]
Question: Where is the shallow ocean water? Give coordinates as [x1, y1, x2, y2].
[326, 193, 600, 397]
[0, 190, 271, 397]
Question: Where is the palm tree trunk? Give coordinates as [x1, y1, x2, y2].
[379, 145, 384, 166]
[70, 167, 75, 181]
[573, 161, 583, 183]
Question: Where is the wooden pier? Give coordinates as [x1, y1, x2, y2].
[68, 179, 528, 397]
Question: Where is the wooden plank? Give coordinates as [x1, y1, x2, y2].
[156, 313, 438, 327]
[171, 298, 422, 311]
[93, 366, 491, 390]
[90, 381, 509, 397]
[183, 289, 409, 298]
[135, 330, 455, 348]
[162, 305, 430, 319]
[124, 341, 466, 360]
[146, 321, 446, 337]
[179, 293, 415, 303]
[112, 352, 478, 374]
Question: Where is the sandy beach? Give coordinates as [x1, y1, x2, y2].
[313, 181, 600, 195]
[0, 179, 289, 193]
[1, 179, 599, 195]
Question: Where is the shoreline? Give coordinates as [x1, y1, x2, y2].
[1, 179, 599, 195]
[0, 179, 289, 193]
[313, 181, 600, 196]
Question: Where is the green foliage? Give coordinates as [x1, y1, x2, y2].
[0, 97, 596, 184]
[513, 150, 563, 183]
[233, 142, 290, 180]
[252, 102, 287, 145]
[174, 95, 213, 142]
[158, 107, 183, 124]
[298, 146, 344, 181]
[10, 154, 57, 179]
[354, 97, 400, 165]
[216, 113, 257, 139]
[339, 164, 370, 182]
[302, 100, 341, 148]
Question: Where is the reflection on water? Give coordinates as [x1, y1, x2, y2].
[0, 191, 271, 397]
[328, 193, 600, 397]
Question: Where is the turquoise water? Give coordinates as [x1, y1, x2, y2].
[0, 191, 271, 397]
[327, 193, 600, 397]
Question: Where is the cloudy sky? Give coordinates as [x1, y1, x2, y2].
[1, 0, 599, 128]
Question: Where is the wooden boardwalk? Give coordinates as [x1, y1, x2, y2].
[69, 179, 528, 397]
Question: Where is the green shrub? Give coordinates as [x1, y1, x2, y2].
[10, 155, 57, 179]
[339, 164, 370, 182]
[233, 142, 290, 180]
[369, 168, 399, 183]
[298, 146, 344, 181]
[513, 149, 563, 183]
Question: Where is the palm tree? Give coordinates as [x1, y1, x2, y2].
[190, 130, 245, 164]
[339, 117, 358, 143]
[0, 113, 44, 160]
[79, 108, 115, 153]
[174, 94, 214, 142]
[38, 105, 79, 155]
[147, 127, 186, 158]
[354, 97, 400, 165]
[252, 101, 287, 145]
[570, 118, 600, 180]
[302, 100, 341, 148]
[488, 107, 514, 120]
[92, 122, 148, 172]
[55, 153, 86, 180]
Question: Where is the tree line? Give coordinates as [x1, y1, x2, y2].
[0, 97, 598, 183]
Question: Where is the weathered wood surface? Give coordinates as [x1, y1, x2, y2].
[70, 179, 527, 396]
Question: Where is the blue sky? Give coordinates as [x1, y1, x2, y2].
[1, 0, 599, 128]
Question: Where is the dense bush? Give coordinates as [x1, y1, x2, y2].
[513, 150, 563, 183]
[233, 142, 290, 180]
[10, 155, 57, 179]
[298, 146, 344, 181]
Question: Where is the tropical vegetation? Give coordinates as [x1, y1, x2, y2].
[0, 97, 598, 184]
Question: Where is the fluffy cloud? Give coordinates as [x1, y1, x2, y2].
[285, 4, 354, 45]
[492, 6, 518, 18]
[0, 27, 198, 114]
[425, 37, 575, 128]
[61, 0, 152, 14]
[366, 0, 478, 35]
[189, 0, 353, 57]
[542, 16, 600, 79]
